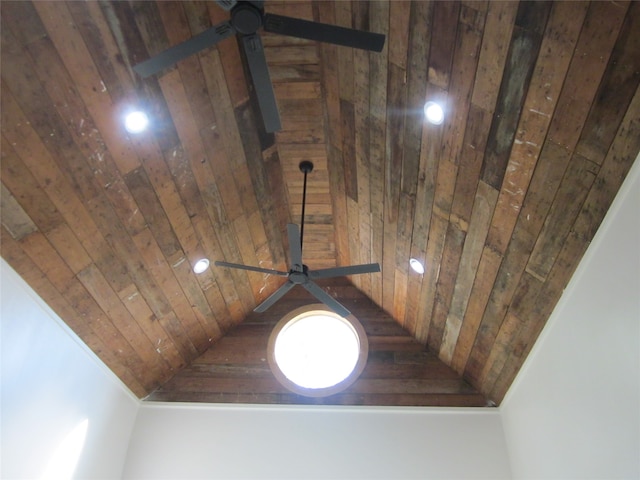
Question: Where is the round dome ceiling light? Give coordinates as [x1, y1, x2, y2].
[409, 258, 425, 274]
[268, 304, 368, 397]
[124, 111, 149, 134]
[424, 101, 444, 125]
[193, 258, 210, 274]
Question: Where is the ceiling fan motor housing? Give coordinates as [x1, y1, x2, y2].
[288, 271, 308, 284]
[231, 3, 264, 35]
[299, 160, 314, 173]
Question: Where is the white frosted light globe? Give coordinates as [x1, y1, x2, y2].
[274, 313, 360, 389]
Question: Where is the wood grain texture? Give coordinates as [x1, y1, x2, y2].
[1, 0, 638, 406]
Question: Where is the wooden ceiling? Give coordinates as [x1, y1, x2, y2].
[1, 0, 638, 406]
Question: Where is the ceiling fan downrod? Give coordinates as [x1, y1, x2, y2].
[298, 160, 314, 254]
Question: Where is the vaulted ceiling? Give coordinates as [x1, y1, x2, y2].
[1, 0, 638, 406]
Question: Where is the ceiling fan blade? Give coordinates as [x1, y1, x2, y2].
[263, 13, 385, 52]
[241, 34, 282, 132]
[133, 21, 235, 78]
[286, 223, 303, 271]
[309, 263, 381, 279]
[302, 281, 351, 318]
[254, 280, 295, 312]
[214, 260, 288, 277]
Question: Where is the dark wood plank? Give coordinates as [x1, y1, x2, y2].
[572, 86, 640, 243]
[0, 184, 38, 241]
[464, 230, 531, 387]
[401, 1, 432, 197]
[32, 1, 140, 174]
[428, 1, 460, 89]
[440, 181, 498, 363]
[547, 1, 630, 151]
[0, 1, 47, 46]
[451, 246, 502, 375]
[1, 137, 65, 234]
[124, 167, 182, 258]
[471, 1, 518, 113]
[527, 153, 598, 281]
[426, 222, 466, 354]
[450, 104, 493, 230]
[480, 1, 551, 190]
[388, 1, 411, 70]
[575, 2, 640, 164]
[486, 1, 588, 255]
[440, 3, 486, 167]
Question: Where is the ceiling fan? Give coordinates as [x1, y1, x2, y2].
[133, 0, 385, 132]
[215, 161, 381, 317]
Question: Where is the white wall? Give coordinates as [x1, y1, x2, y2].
[123, 403, 511, 480]
[501, 156, 640, 479]
[1, 260, 139, 479]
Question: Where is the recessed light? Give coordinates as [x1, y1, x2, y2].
[124, 111, 149, 134]
[409, 258, 425, 274]
[424, 101, 444, 125]
[193, 258, 210, 274]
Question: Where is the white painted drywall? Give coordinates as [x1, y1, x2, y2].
[1, 260, 140, 479]
[501, 156, 640, 479]
[122, 403, 511, 479]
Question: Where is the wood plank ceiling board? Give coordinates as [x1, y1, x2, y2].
[1, 0, 638, 406]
